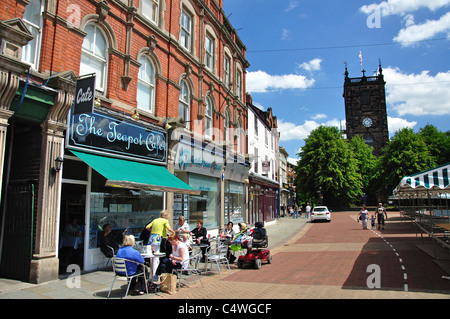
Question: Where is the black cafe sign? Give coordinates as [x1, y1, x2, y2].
[73, 75, 95, 115]
[68, 112, 167, 164]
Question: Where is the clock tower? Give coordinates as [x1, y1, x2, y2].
[343, 63, 389, 156]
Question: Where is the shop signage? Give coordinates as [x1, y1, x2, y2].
[73, 75, 95, 115]
[175, 134, 224, 178]
[68, 111, 167, 164]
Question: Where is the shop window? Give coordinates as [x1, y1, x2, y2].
[224, 181, 245, 225]
[88, 169, 163, 249]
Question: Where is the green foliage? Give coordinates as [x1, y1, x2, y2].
[293, 124, 447, 207]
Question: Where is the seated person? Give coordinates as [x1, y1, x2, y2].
[99, 224, 119, 257]
[115, 235, 146, 295]
[156, 234, 189, 276]
[190, 219, 209, 260]
[181, 233, 192, 252]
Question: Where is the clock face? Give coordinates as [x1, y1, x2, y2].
[362, 117, 372, 128]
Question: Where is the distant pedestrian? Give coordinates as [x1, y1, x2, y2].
[305, 203, 311, 219]
[375, 202, 388, 230]
[293, 204, 299, 219]
[357, 205, 369, 229]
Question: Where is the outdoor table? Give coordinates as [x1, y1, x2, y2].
[140, 252, 165, 285]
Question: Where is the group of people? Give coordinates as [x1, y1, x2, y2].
[105, 211, 256, 295]
[104, 211, 212, 295]
[284, 203, 312, 219]
[357, 202, 388, 230]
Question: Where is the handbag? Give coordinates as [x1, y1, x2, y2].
[160, 273, 177, 294]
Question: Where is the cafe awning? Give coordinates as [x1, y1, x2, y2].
[393, 163, 450, 196]
[71, 150, 200, 195]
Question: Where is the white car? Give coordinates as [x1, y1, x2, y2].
[310, 206, 331, 222]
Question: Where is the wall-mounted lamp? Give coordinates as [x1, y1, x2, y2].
[53, 156, 64, 174]
[131, 110, 140, 121]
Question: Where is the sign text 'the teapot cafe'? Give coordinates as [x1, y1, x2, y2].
[68, 112, 167, 164]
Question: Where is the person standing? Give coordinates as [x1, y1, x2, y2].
[305, 203, 311, 219]
[357, 205, 369, 229]
[145, 211, 174, 280]
[375, 202, 388, 230]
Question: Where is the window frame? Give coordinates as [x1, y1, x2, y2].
[204, 34, 214, 71]
[22, 0, 44, 69]
[141, 0, 160, 25]
[137, 55, 156, 113]
[180, 9, 192, 52]
[204, 96, 213, 139]
[80, 23, 109, 94]
[179, 79, 190, 123]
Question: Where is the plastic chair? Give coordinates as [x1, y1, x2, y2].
[206, 244, 232, 278]
[107, 257, 148, 298]
[172, 251, 204, 290]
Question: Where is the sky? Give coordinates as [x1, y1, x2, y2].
[223, 0, 450, 164]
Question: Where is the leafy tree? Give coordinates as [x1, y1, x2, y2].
[419, 124, 450, 165]
[295, 126, 363, 207]
[374, 127, 436, 197]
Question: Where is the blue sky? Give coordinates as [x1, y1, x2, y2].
[223, 0, 450, 163]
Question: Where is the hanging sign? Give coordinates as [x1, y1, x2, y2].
[73, 75, 96, 115]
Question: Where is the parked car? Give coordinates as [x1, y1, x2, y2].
[310, 206, 331, 222]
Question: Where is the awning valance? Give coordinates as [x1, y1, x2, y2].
[71, 150, 199, 195]
[393, 163, 450, 196]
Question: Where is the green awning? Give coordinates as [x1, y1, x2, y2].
[71, 150, 199, 195]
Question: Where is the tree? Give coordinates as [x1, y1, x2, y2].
[295, 126, 363, 207]
[349, 136, 377, 204]
[419, 124, 450, 166]
[374, 127, 436, 198]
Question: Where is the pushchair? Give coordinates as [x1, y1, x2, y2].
[237, 222, 272, 269]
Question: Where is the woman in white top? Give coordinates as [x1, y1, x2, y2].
[357, 204, 369, 230]
[175, 215, 190, 235]
[168, 234, 189, 270]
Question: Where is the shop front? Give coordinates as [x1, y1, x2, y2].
[224, 153, 249, 226]
[173, 133, 224, 234]
[248, 173, 279, 225]
[61, 110, 197, 272]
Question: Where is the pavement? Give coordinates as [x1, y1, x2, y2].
[1, 211, 450, 302]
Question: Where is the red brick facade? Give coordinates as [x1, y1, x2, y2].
[2, 0, 248, 151]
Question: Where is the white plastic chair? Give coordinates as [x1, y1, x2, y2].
[172, 251, 204, 290]
[206, 244, 232, 278]
[108, 257, 148, 298]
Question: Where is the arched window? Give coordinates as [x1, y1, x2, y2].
[80, 23, 108, 93]
[179, 80, 190, 122]
[236, 119, 242, 154]
[204, 96, 213, 139]
[137, 55, 155, 113]
[224, 110, 231, 143]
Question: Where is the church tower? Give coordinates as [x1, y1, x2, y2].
[343, 63, 389, 156]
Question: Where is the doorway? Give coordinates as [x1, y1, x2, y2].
[59, 183, 86, 274]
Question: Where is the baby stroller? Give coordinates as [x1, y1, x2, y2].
[237, 222, 272, 269]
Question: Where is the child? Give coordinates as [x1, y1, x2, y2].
[370, 215, 376, 229]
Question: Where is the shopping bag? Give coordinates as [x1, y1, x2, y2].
[160, 273, 177, 294]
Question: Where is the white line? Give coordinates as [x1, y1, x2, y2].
[404, 273, 408, 280]
[404, 284, 408, 291]
[399, 258, 403, 263]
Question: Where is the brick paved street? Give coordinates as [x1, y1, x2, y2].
[157, 211, 450, 300]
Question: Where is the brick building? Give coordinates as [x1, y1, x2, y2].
[0, 0, 248, 283]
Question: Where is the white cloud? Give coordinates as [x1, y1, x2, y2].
[278, 118, 341, 142]
[285, 0, 299, 12]
[387, 116, 417, 134]
[246, 70, 315, 93]
[311, 113, 327, 120]
[394, 11, 450, 45]
[360, 0, 450, 17]
[299, 58, 322, 72]
[383, 67, 450, 116]
[281, 28, 292, 41]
